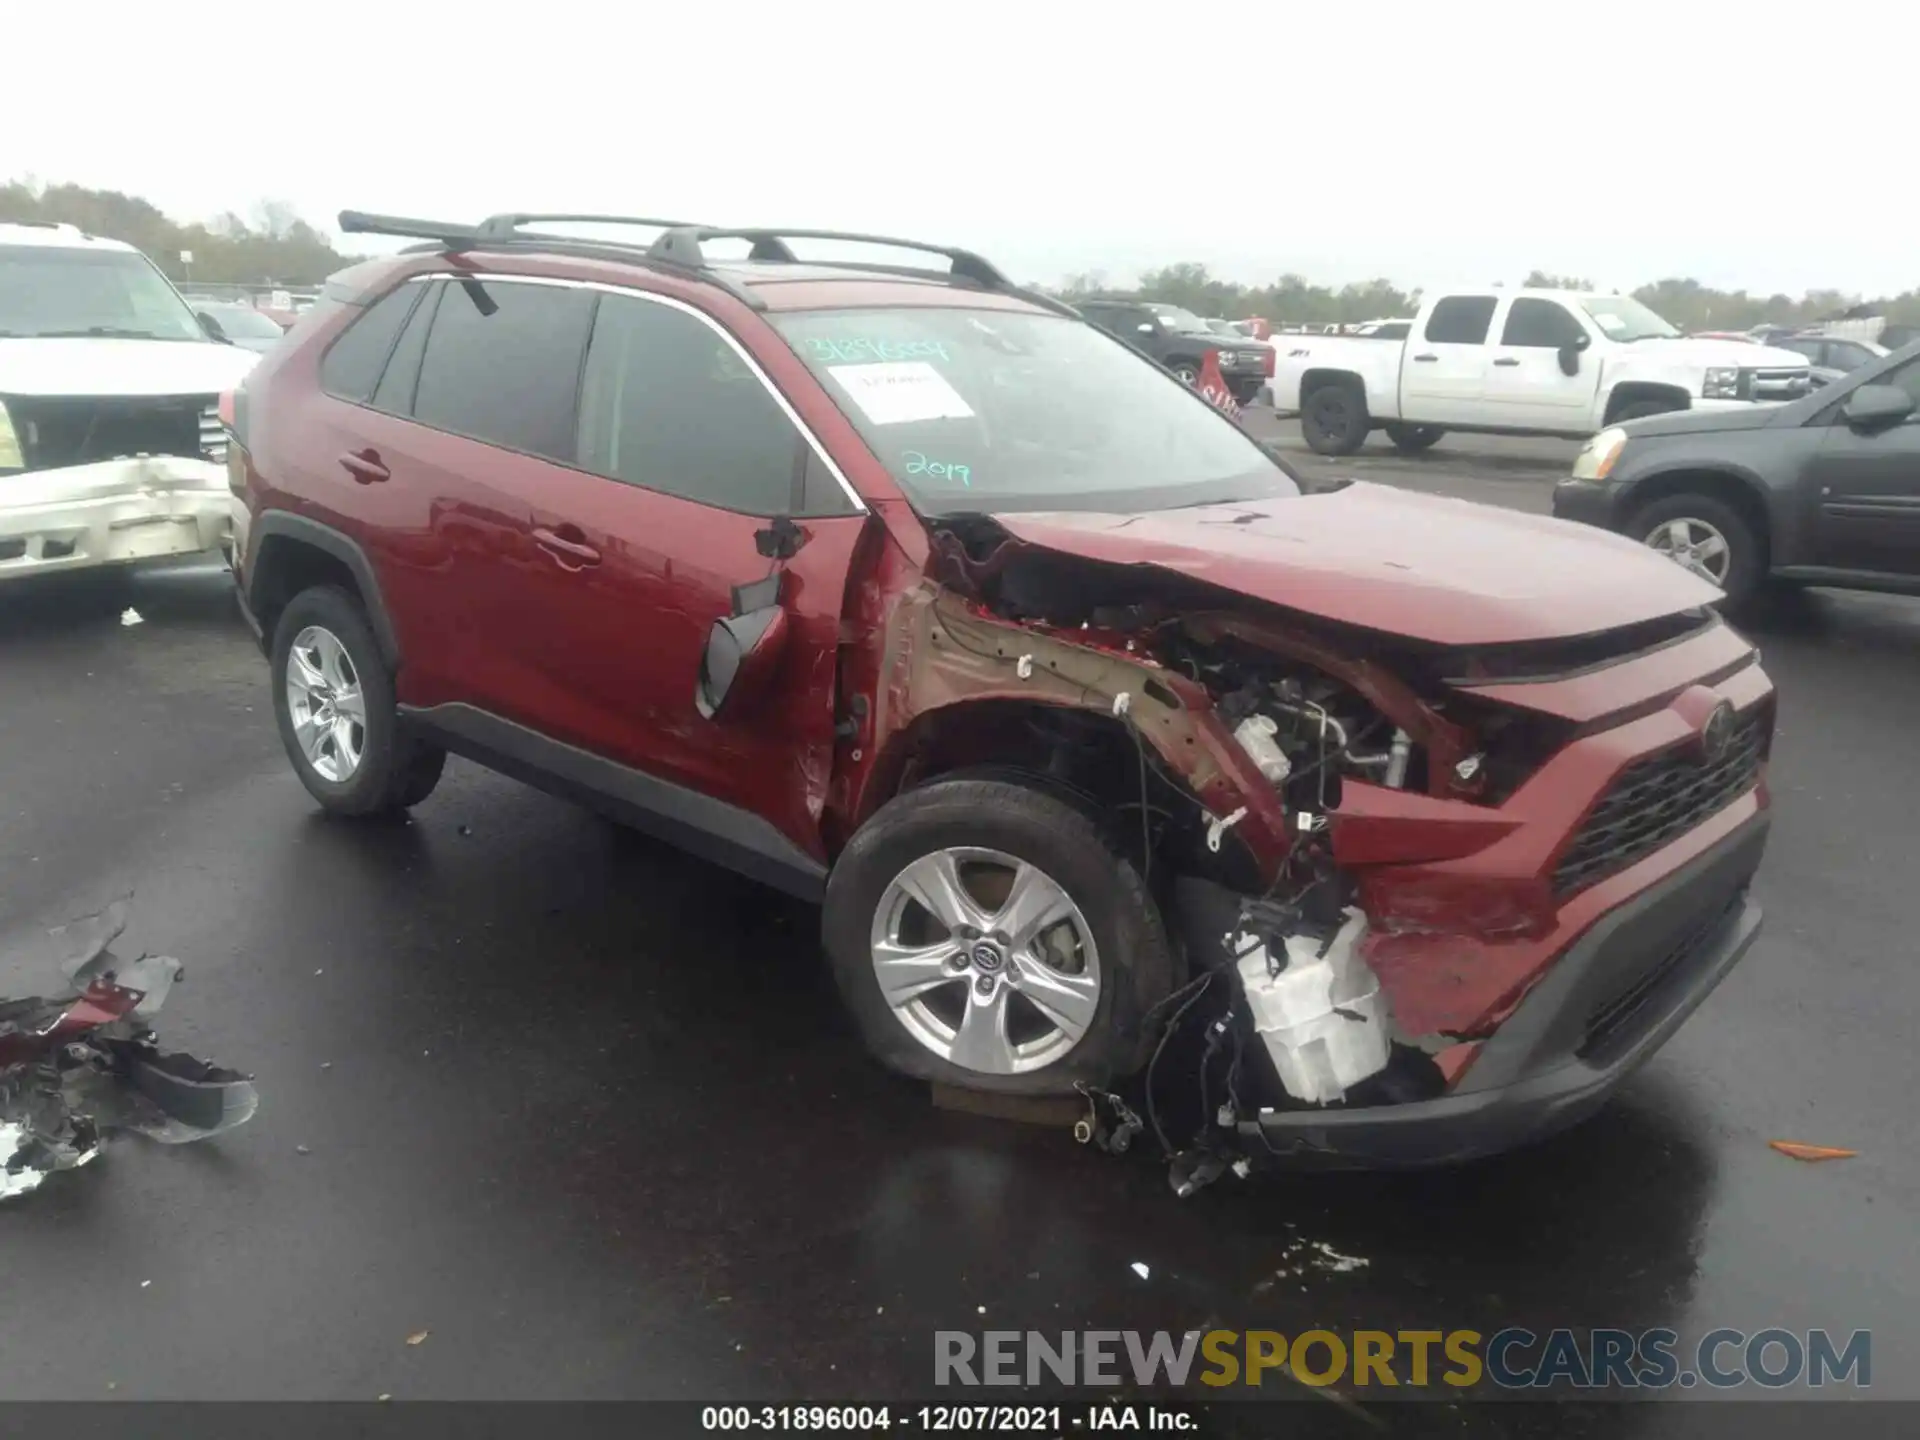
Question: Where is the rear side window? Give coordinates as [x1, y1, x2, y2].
[1424, 296, 1497, 345]
[575, 293, 803, 516]
[319, 284, 421, 402]
[411, 279, 597, 462]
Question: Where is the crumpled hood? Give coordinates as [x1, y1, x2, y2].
[990, 483, 1722, 646]
[0, 337, 258, 398]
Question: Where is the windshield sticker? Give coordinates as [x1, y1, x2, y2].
[905, 451, 972, 487]
[806, 337, 951, 365]
[827, 361, 976, 426]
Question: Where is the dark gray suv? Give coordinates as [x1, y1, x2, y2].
[1552, 340, 1920, 608]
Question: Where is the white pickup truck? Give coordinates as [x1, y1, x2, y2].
[1271, 289, 1814, 456]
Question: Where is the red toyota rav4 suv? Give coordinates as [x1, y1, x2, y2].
[226, 211, 1774, 1167]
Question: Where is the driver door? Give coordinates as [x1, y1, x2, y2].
[1809, 358, 1920, 577]
[1483, 297, 1601, 431]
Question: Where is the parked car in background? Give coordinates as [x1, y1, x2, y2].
[1348, 319, 1412, 340]
[1769, 333, 1890, 388]
[194, 301, 290, 354]
[0, 221, 257, 585]
[1273, 289, 1813, 455]
[1077, 299, 1272, 401]
[226, 208, 1774, 1162]
[1554, 339, 1920, 607]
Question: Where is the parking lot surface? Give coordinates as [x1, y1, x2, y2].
[3, 433, 1916, 1430]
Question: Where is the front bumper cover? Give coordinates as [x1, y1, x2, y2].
[1186, 809, 1768, 1168]
[0, 456, 231, 582]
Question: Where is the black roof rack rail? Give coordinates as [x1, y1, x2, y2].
[338, 209, 765, 310]
[650, 226, 1010, 287]
[340, 212, 1073, 317]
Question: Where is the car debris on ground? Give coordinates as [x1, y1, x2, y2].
[0, 900, 258, 1201]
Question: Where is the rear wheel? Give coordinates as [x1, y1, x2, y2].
[1631, 493, 1763, 608]
[270, 586, 446, 816]
[822, 776, 1176, 1097]
[1384, 423, 1444, 453]
[1300, 380, 1370, 455]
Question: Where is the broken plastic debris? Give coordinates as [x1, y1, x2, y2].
[406, 1330, 430, 1347]
[4, 900, 258, 1202]
[1130, 1262, 1151, 1280]
[120, 608, 143, 627]
[1769, 1140, 1858, 1162]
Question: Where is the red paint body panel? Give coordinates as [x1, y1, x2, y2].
[992, 485, 1724, 645]
[236, 241, 1780, 1094]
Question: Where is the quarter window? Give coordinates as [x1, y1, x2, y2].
[319, 283, 420, 403]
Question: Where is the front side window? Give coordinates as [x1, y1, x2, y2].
[1500, 298, 1587, 349]
[0, 245, 205, 341]
[411, 279, 597, 461]
[1424, 296, 1497, 345]
[575, 293, 805, 516]
[772, 307, 1299, 517]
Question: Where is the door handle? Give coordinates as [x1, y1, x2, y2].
[1412, 354, 1439, 363]
[532, 525, 601, 570]
[339, 449, 389, 484]
[1492, 357, 1521, 367]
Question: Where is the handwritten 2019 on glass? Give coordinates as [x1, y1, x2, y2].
[905, 451, 972, 487]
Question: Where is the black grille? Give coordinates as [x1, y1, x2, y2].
[2, 393, 217, 472]
[1553, 712, 1765, 899]
[1579, 893, 1742, 1056]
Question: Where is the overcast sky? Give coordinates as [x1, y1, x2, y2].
[9, 2, 1914, 296]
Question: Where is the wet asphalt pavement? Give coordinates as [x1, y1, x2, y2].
[3, 432, 1917, 1432]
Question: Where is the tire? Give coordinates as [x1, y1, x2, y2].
[1300, 380, 1370, 455]
[1384, 423, 1444, 454]
[1170, 360, 1201, 386]
[1613, 397, 1683, 423]
[1630, 493, 1763, 608]
[270, 585, 446, 816]
[822, 776, 1177, 1098]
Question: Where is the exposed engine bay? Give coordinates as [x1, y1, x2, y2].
[876, 513, 1770, 1190]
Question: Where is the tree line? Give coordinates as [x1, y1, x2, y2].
[1049, 263, 1920, 334]
[9, 180, 1920, 331]
[1, 179, 353, 286]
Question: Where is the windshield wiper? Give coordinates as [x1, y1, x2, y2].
[29, 326, 188, 341]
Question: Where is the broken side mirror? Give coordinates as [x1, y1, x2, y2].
[696, 572, 791, 721]
[1841, 383, 1914, 432]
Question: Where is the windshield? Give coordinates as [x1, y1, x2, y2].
[200, 304, 286, 340]
[773, 307, 1300, 517]
[1146, 303, 1213, 335]
[1579, 295, 1680, 343]
[0, 246, 205, 341]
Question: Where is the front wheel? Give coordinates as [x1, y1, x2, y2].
[1384, 423, 1444, 454]
[1300, 381, 1370, 455]
[822, 777, 1176, 1097]
[1631, 494, 1762, 608]
[1170, 361, 1201, 386]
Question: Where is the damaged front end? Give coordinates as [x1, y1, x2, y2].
[0, 393, 233, 580]
[852, 513, 1772, 1180]
[1, 901, 258, 1201]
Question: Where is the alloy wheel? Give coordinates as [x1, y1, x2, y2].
[284, 625, 367, 782]
[869, 847, 1101, 1076]
[1644, 517, 1731, 585]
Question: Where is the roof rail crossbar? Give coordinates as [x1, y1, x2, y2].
[339, 211, 482, 246]
[650, 227, 1012, 291]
